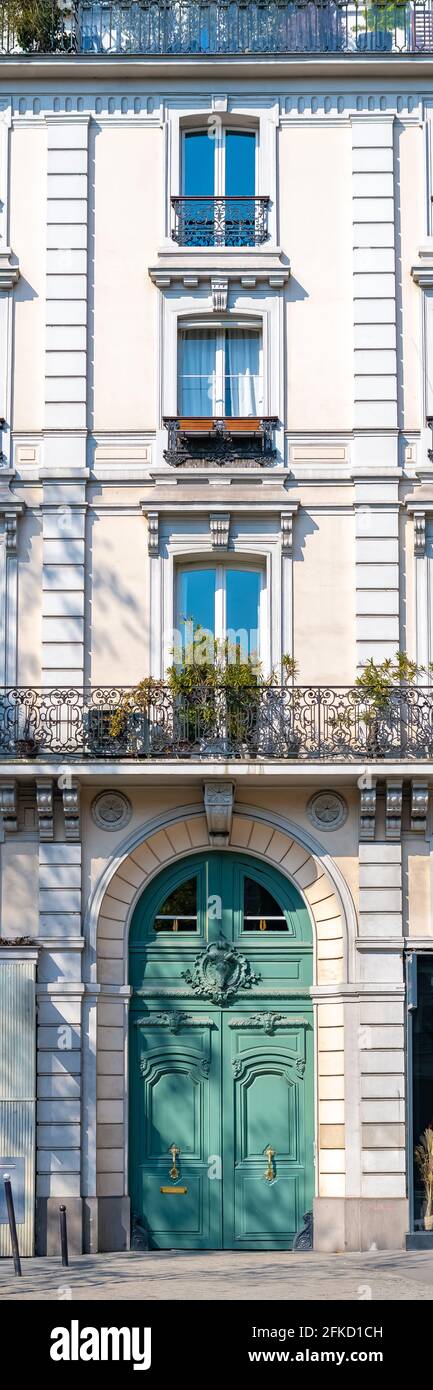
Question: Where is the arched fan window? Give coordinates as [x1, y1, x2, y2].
[153, 877, 197, 933]
[243, 876, 288, 932]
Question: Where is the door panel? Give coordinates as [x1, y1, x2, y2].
[223, 1015, 314, 1249]
[130, 1015, 222, 1249]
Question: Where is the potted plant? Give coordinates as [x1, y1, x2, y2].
[354, 652, 419, 758]
[356, 1, 407, 52]
[108, 678, 166, 756]
[15, 713, 38, 757]
[415, 1127, 433, 1232]
[8, 1, 65, 52]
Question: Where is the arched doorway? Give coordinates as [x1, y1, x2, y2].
[128, 850, 314, 1250]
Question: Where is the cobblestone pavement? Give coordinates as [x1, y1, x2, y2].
[0, 1249, 433, 1300]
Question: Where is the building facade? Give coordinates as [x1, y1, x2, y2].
[0, 0, 433, 1257]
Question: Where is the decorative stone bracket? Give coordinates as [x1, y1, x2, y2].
[359, 782, 376, 841]
[386, 779, 403, 841]
[204, 780, 235, 846]
[62, 779, 81, 842]
[0, 249, 20, 292]
[0, 778, 17, 832]
[210, 512, 230, 550]
[411, 780, 429, 834]
[36, 778, 54, 841]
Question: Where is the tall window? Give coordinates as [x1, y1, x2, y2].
[178, 325, 262, 416]
[180, 128, 258, 247]
[177, 564, 263, 663]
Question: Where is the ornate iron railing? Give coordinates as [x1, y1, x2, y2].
[1, 3, 433, 57]
[1, 685, 433, 760]
[163, 416, 278, 466]
[171, 196, 270, 248]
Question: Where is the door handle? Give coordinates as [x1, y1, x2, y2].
[264, 1145, 275, 1181]
[169, 1144, 180, 1180]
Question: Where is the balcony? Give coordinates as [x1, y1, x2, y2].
[1, 685, 433, 761]
[171, 196, 270, 249]
[1, 2, 433, 58]
[163, 416, 278, 466]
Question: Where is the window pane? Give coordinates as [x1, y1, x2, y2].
[179, 329, 217, 415]
[225, 131, 255, 197]
[243, 876, 288, 932]
[184, 131, 214, 196]
[226, 569, 260, 662]
[178, 568, 216, 655]
[153, 877, 197, 932]
[225, 330, 261, 416]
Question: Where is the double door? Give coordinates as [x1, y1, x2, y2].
[131, 1007, 313, 1250]
[129, 851, 314, 1250]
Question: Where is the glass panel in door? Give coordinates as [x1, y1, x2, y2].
[183, 131, 215, 245]
[225, 131, 256, 246]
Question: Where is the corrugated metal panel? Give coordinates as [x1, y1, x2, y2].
[0, 962, 36, 1257]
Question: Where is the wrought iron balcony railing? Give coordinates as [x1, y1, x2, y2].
[163, 416, 278, 466]
[1, 2, 433, 58]
[1, 685, 433, 761]
[171, 196, 270, 248]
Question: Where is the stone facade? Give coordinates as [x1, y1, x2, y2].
[0, 23, 432, 1254]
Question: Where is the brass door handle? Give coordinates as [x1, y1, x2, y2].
[264, 1146, 275, 1181]
[169, 1144, 180, 1180]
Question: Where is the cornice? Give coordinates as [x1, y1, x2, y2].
[2, 53, 433, 82]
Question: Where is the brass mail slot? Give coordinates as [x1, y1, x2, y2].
[160, 1185, 188, 1195]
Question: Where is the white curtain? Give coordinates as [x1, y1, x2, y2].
[225, 330, 261, 416]
[179, 330, 216, 415]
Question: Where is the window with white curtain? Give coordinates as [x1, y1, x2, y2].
[178, 325, 263, 416]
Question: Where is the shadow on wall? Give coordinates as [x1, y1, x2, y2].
[85, 506, 147, 680]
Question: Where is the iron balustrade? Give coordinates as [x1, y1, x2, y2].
[171, 196, 270, 248]
[1, 685, 433, 760]
[163, 416, 278, 466]
[1, 3, 433, 57]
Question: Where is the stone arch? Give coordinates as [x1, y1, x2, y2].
[92, 807, 355, 1238]
[96, 809, 351, 988]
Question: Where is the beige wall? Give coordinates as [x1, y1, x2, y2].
[92, 124, 161, 432]
[280, 124, 353, 432]
[10, 126, 46, 432]
[87, 509, 149, 683]
[17, 509, 42, 685]
[293, 508, 356, 684]
[399, 121, 422, 434]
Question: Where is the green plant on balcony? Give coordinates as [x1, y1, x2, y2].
[108, 635, 299, 755]
[365, 0, 407, 26]
[108, 678, 164, 743]
[415, 1126, 433, 1231]
[8, 1, 65, 52]
[355, 651, 419, 756]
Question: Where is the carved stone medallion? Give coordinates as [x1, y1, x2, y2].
[307, 790, 347, 831]
[182, 937, 260, 1005]
[91, 790, 132, 831]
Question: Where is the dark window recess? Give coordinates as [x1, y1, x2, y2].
[153, 877, 198, 932]
[413, 955, 433, 1226]
[243, 876, 288, 931]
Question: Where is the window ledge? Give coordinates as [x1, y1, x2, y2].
[149, 249, 290, 290]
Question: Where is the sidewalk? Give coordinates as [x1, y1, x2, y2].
[1, 1248, 433, 1300]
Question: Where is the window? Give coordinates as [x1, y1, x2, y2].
[177, 128, 262, 247]
[178, 325, 262, 417]
[177, 564, 263, 662]
[243, 877, 288, 932]
[153, 877, 198, 932]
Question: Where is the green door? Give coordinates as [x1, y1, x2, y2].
[129, 851, 313, 1250]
